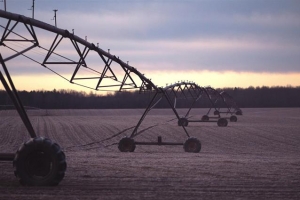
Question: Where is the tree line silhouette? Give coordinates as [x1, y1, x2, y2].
[0, 86, 299, 109]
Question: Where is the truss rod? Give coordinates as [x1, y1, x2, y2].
[3, 44, 37, 62]
[130, 92, 161, 138]
[0, 10, 157, 91]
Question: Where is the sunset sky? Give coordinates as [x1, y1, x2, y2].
[0, 0, 299, 93]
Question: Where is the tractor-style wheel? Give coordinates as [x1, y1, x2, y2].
[178, 118, 188, 127]
[214, 110, 219, 115]
[217, 118, 228, 127]
[13, 137, 67, 186]
[178, 118, 183, 126]
[183, 137, 201, 153]
[230, 115, 238, 122]
[118, 137, 136, 152]
[201, 115, 209, 121]
[236, 110, 243, 115]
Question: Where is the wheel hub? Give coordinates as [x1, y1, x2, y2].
[25, 151, 52, 178]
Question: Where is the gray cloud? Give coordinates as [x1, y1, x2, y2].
[1, 0, 300, 74]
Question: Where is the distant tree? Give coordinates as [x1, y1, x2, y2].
[0, 86, 300, 109]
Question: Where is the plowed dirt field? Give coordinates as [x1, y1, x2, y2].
[0, 108, 299, 199]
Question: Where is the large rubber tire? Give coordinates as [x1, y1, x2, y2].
[13, 137, 67, 186]
[201, 115, 209, 121]
[230, 115, 238, 122]
[183, 137, 201, 153]
[236, 110, 242, 115]
[217, 118, 228, 127]
[178, 118, 183, 126]
[178, 118, 188, 127]
[214, 110, 219, 115]
[118, 137, 136, 152]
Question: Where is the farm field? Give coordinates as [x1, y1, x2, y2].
[0, 108, 300, 199]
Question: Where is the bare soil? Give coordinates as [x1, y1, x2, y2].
[0, 108, 300, 199]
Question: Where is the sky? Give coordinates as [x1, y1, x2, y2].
[0, 0, 300, 93]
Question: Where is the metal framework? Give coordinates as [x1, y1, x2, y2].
[0, 10, 156, 155]
[0, 9, 243, 161]
[171, 85, 230, 127]
[0, 10, 207, 155]
[135, 82, 241, 130]
[201, 87, 239, 121]
[116, 81, 206, 151]
[127, 82, 230, 142]
[0, 10, 156, 93]
[0, 54, 35, 161]
[220, 91, 243, 115]
[0, 9, 246, 186]
[129, 81, 202, 139]
[0, 10, 161, 140]
[203, 87, 242, 117]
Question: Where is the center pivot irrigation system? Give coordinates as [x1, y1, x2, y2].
[0, 10, 242, 186]
[200, 87, 242, 122]
[118, 81, 224, 153]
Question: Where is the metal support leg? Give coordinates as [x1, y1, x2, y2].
[130, 91, 160, 138]
[185, 96, 201, 118]
[163, 89, 190, 138]
[0, 153, 15, 161]
[203, 89, 220, 116]
[0, 54, 36, 138]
